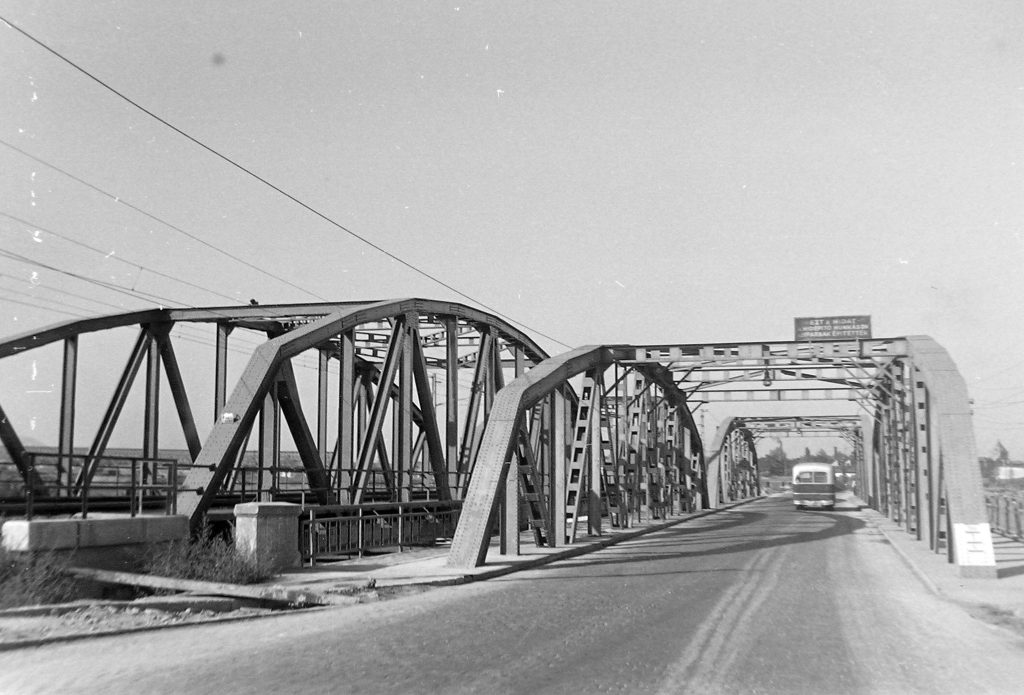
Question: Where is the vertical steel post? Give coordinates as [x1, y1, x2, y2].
[214, 323, 232, 421]
[59, 336, 77, 495]
[588, 378, 603, 536]
[338, 330, 355, 503]
[317, 349, 330, 464]
[501, 347, 526, 555]
[445, 318, 459, 497]
[130, 459, 138, 517]
[397, 318, 414, 503]
[143, 335, 161, 480]
[259, 387, 280, 501]
[913, 368, 936, 551]
[549, 389, 566, 547]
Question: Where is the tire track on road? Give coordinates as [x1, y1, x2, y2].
[655, 526, 791, 693]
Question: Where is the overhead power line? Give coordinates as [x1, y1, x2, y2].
[0, 211, 242, 304]
[0, 293, 89, 319]
[0, 16, 573, 351]
[0, 247, 189, 308]
[0, 138, 326, 302]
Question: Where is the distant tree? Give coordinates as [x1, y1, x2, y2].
[760, 444, 788, 476]
[979, 456, 998, 485]
[994, 441, 1010, 464]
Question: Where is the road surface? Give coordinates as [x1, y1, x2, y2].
[3, 496, 1023, 694]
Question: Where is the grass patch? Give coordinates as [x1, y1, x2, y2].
[142, 528, 274, 585]
[0, 547, 79, 609]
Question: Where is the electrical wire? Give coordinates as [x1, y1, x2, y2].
[0, 247, 190, 308]
[0, 211, 243, 304]
[0, 259, 330, 373]
[0, 17, 573, 350]
[0, 293, 90, 319]
[0, 280, 110, 317]
[0, 138, 327, 302]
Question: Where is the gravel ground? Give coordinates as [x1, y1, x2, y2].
[0, 585, 434, 648]
[0, 603, 276, 646]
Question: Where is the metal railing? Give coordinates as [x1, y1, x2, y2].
[300, 500, 461, 566]
[17, 453, 181, 519]
[986, 493, 1024, 541]
[222, 468, 457, 505]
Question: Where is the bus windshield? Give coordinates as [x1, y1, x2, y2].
[796, 471, 830, 483]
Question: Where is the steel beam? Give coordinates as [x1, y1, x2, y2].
[277, 360, 333, 505]
[411, 329, 451, 501]
[317, 348, 330, 464]
[143, 330, 160, 462]
[58, 335, 77, 491]
[214, 323, 232, 422]
[154, 328, 201, 461]
[78, 329, 152, 491]
[0, 400, 45, 492]
[397, 317, 414, 503]
[351, 317, 406, 503]
[337, 330, 355, 502]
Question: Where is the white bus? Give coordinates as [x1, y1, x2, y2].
[791, 463, 836, 510]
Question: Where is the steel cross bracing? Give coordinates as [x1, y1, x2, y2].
[739, 415, 863, 449]
[625, 339, 905, 404]
[0, 299, 547, 530]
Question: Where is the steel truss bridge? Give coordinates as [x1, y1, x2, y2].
[0, 299, 995, 577]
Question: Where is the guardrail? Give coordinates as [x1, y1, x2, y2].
[220, 469, 456, 505]
[17, 453, 181, 519]
[300, 500, 462, 566]
[986, 493, 1024, 541]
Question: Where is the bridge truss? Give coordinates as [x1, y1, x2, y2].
[627, 337, 995, 577]
[0, 304, 994, 576]
[0, 299, 547, 527]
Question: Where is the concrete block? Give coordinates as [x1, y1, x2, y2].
[234, 502, 301, 572]
[139, 516, 189, 543]
[2, 519, 80, 551]
[78, 517, 142, 547]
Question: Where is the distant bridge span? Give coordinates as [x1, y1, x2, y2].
[0, 301, 994, 577]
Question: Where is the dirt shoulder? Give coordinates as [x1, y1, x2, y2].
[0, 584, 432, 650]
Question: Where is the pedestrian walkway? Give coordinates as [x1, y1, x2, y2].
[857, 500, 1024, 621]
[272, 504, 728, 596]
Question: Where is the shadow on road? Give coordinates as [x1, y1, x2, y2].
[527, 502, 867, 575]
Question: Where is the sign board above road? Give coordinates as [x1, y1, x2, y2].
[794, 315, 872, 341]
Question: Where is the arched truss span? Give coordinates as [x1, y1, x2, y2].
[705, 417, 759, 506]
[0, 299, 548, 528]
[623, 336, 995, 577]
[448, 346, 706, 568]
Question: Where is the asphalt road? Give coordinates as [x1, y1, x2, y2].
[4, 496, 1024, 694]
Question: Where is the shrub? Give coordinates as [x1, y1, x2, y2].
[0, 547, 79, 608]
[142, 527, 274, 585]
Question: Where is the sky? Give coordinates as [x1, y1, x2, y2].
[0, 1, 1022, 458]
